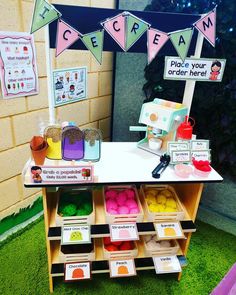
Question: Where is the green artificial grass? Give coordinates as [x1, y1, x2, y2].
[1, 219, 236, 295]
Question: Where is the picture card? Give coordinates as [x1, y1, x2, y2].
[61, 225, 91, 245]
[155, 222, 185, 240]
[190, 140, 209, 150]
[109, 259, 137, 278]
[191, 150, 211, 162]
[64, 262, 91, 281]
[153, 255, 182, 274]
[170, 150, 191, 164]
[110, 223, 139, 242]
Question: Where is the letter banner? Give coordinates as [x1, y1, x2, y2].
[126, 12, 150, 51]
[30, 0, 61, 34]
[147, 28, 169, 64]
[102, 13, 126, 51]
[194, 9, 216, 47]
[169, 28, 193, 62]
[55, 19, 81, 57]
[81, 30, 104, 64]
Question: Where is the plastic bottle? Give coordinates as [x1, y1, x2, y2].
[176, 116, 195, 140]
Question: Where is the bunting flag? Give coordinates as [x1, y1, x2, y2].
[30, 0, 61, 34]
[102, 13, 126, 51]
[194, 9, 216, 47]
[126, 12, 150, 51]
[147, 28, 169, 64]
[55, 19, 80, 57]
[170, 28, 193, 62]
[81, 30, 104, 64]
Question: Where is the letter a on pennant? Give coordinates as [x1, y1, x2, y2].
[81, 30, 104, 64]
[102, 13, 126, 51]
[55, 19, 80, 57]
[30, 0, 61, 34]
[194, 9, 216, 47]
[170, 28, 193, 62]
[126, 12, 150, 51]
[147, 28, 169, 64]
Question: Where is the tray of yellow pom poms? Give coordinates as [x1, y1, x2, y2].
[140, 185, 185, 222]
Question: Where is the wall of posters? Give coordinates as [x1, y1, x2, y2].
[52, 67, 87, 107]
[0, 31, 39, 99]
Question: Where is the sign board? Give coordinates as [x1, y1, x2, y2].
[155, 222, 185, 239]
[52, 67, 87, 107]
[191, 150, 211, 161]
[0, 31, 38, 99]
[30, 165, 94, 184]
[170, 150, 191, 164]
[190, 140, 209, 150]
[153, 255, 181, 274]
[64, 262, 91, 281]
[167, 141, 190, 154]
[110, 223, 139, 242]
[164, 57, 226, 82]
[109, 259, 136, 278]
[61, 225, 91, 245]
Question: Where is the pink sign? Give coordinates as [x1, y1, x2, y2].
[103, 13, 126, 51]
[147, 28, 169, 64]
[56, 19, 80, 57]
[195, 9, 216, 47]
[0, 32, 38, 99]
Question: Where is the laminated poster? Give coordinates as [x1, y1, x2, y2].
[53, 67, 87, 107]
[0, 31, 39, 99]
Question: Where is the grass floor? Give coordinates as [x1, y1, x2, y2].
[1, 219, 236, 295]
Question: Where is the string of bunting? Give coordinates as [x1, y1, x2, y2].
[30, 0, 217, 65]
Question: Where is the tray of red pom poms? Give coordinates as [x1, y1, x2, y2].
[103, 185, 144, 223]
[103, 237, 138, 259]
[192, 159, 212, 178]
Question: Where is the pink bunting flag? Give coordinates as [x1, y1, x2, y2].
[147, 28, 169, 64]
[56, 19, 80, 57]
[194, 9, 216, 47]
[102, 13, 126, 51]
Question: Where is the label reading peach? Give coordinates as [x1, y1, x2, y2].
[109, 259, 136, 278]
[155, 222, 185, 239]
[153, 255, 181, 274]
[64, 262, 91, 281]
[110, 223, 139, 242]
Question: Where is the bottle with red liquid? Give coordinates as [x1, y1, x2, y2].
[176, 116, 195, 140]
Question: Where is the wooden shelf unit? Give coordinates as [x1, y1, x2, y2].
[23, 142, 223, 293]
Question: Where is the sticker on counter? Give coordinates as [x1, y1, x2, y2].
[64, 262, 91, 281]
[61, 225, 91, 245]
[30, 165, 94, 184]
[170, 150, 191, 164]
[109, 259, 136, 278]
[190, 140, 209, 150]
[167, 141, 190, 154]
[155, 222, 185, 239]
[191, 150, 211, 161]
[153, 255, 182, 274]
[110, 223, 139, 242]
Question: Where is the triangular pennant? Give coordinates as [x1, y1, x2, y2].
[81, 30, 104, 64]
[147, 28, 169, 64]
[31, 0, 61, 34]
[126, 12, 150, 51]
[102, 13, 126, 51]
[170, 28, 193, 62]
[55, 19, 80, 57]
[194, 9, 216, 47]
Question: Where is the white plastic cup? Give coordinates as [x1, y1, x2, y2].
[148, 138, 162, 150]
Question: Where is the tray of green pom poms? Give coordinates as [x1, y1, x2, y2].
[55, 188, 95, 226]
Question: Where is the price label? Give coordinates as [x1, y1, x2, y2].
[64, 262, 91, 281]
[153, 255, 181, 274]
[109, 259, 136, 278]
[61, 225, 91, 245]
[155, 222, 184, 239]
[191, 150, 211, 161]
[110, 223, 139, 242]
[167, 141, 190, 154]
[191, 140, 209, 150]
[170, 150, 191, 164]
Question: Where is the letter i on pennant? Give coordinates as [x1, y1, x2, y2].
[194, 8, 216, 47]
[55, 19, 81, 57]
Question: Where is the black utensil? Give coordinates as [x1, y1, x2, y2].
[152, 154, 171, 179]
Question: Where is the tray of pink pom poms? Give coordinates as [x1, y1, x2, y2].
[103, 185, 144, 223]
